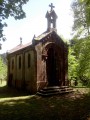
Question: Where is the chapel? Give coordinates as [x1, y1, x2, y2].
[7, 3, 69, 94]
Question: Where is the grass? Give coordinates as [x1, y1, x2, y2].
[0, 82, 90, 120]
[0, 81, 29, 98]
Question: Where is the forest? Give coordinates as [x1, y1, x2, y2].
[68, 0, 90, 87]
[0, 54, 7, 82]
[0, 1, 90, 120]
[0, 0, 90, 87]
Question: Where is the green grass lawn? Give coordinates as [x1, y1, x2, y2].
[0, 82, 90, 120]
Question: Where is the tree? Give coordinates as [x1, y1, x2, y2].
[0, 0, 29, 47]
[0, 56, 7, 81]
[68, 45, 79, 86]
[71, 0, 90, 86]
[69, 35, 90, 86]
[71, 0, 90, 37]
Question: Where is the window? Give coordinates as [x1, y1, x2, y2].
[19, 56, 21, 69]
[12, 59, 14, 70]
[28, 53, 31, 68]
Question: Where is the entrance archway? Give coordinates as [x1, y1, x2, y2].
[46, 46, 59, 86]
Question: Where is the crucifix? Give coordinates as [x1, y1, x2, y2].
[20, 37, 22, 45]
[49, 3, 55, 11]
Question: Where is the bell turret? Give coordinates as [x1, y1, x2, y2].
[45, 3, 58, 32]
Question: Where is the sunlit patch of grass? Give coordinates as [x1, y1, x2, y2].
[0, 94, 90, 120]
[74, 88, 90, 94]
[0, 83, 90, 120]
[0, 95, 35, 102]
[0, 80, 6, 87]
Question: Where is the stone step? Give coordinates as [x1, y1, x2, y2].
[37, 86, 73, 96]
[39, 89, 60, 94]
[43, 86, 62, 90]
[37, 91, 59, 96]
[43, 86, 69, 90]
[37, 90, 73, 96]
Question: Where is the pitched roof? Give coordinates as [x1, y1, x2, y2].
[34, 30, 62, 42]
[8, 30, 65, 54]
[8, 42, 32, 54]
[8, 31, 52, 54]
[34, 31, 52, 41]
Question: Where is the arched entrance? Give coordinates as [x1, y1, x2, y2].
[46, 46, 60, 86]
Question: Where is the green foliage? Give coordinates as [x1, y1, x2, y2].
[71, 0, 90, 36]
[78, 38, 90, 76]
[71, 0, 90, 86]
[68, 47, 78, 79]
[69, 36, 90, 86]
[0, 56, 7, 80]
[0, 0, 29, 44]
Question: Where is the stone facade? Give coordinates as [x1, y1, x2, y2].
[7, 3, 68, 94]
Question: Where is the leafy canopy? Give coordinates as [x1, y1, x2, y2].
[68, 47, 79, 81]
[0, 0, 29, 43]
[70, 0, 90, 86]
[0, 56, 7, 80]
[72, 0, 90, 37]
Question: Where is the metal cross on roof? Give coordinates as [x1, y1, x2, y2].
[49, 3, 55, 11]
[20, 37, 22, 45]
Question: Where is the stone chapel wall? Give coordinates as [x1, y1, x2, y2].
[35, 42, 47, 90]
[16, 54, 23, 88]
[24, 50, 37, 93]
[9, 56, 16, 86]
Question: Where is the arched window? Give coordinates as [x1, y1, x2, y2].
[28, 53, 31, 68]
[12, 59, 14, 70]
[19, 56, 21, 69]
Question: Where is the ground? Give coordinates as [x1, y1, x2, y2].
[0, 81, 90, 120]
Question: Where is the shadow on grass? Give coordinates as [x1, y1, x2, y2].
[0, 83, 90, 120]
[0, 84, 29, 98]
[0, 91, 90, 120]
